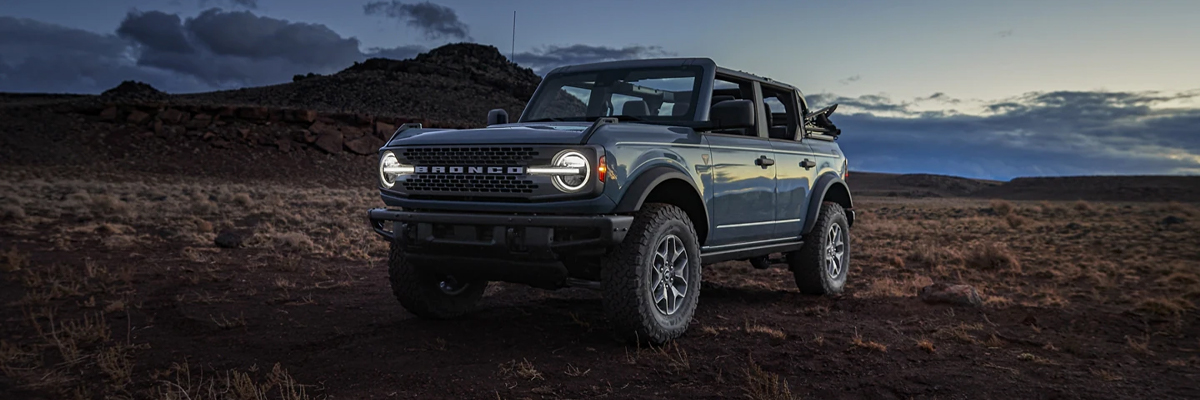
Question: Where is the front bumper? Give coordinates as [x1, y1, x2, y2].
[367, 208, 633, 287]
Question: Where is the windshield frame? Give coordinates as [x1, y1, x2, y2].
[519, 65, 706, 124]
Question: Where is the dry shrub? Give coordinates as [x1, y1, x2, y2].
[1163, 201, 1195, 217]
[1, 247, 28, 272]
[1134, 297, 1194, 317]
[101, 235, 137, 249]
[1038, 201, 1064, 216]
[905, 242, 962, 269]
[886, 255, 904, 268]
[743, 357, 797, 400]
[990, 199, 1014, 216]
[499, 358, 543, 381]
[936, 323, 984, 344]
[272, 232, 315, 252]
[231, 193, 254, 208]
[191, 200, 218, 215]
[90, 194, 131, 218]
[965, 242, 1021, 273]
[916, 339, 936, 353]
[1157, 272, 1200, 286]
[1005, 214, 1030, 229]
[191, 218, 214, 233]
[1, 203, 26, 221]
[1072, 200, 1094, 214]
[861, 275, 933, 298]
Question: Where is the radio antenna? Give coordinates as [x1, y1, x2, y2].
[510, 11, 516, 62]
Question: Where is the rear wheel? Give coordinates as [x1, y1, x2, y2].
[789, 202, 850, 295]
[388, 242, 487, 319]
[601, 204, 701, 344]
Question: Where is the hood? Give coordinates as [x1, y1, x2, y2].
[386, 123, 592, 146]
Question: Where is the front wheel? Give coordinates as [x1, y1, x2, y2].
[388, 242, 487, 319]
[789, 202, 850, 295]
[601, 204, 702, 344]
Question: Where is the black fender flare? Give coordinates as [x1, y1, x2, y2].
[801, 173, 854, 235]
[613, 166, 710, 229]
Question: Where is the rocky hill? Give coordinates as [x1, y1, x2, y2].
[175, 43, 540, 125]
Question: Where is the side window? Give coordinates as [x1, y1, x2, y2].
[762, 89, 798, 140]
[708, 76, 757, 136]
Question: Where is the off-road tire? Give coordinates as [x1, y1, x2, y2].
[789, 202, 850, 295]
[601, 204, 702, 344]
[388, 242, 487, 319]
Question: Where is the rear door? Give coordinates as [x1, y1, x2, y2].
[764, 88, 819, 239]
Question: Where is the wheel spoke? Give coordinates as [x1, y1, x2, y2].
[648, 234, 692, 316]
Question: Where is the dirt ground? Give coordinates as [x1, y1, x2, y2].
[1, 168, 1198, 399]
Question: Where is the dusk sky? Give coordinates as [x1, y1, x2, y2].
[2, 0, 1198, 179]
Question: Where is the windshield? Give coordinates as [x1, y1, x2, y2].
[522, 66, 703, 123]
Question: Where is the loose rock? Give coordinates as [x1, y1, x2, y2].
[345, 135, 384, 155]
[214, 229, 248, 248]
[315, 131, 343, 154]
[1162, 216, 1186, 225]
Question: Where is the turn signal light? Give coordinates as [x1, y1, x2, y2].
[597, 155, 607, 182]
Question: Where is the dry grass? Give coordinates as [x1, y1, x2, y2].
[654, 342, 691, 373]
[0, 176, 384, 259]
[499, 358, 544, 381]
[564, 363, 590, 377]
[990, 199, 1015, 216]
[851, 334, 888, 352]
[916, 339, 936, 353]
[742, 357, 798, 400]
[744, 321, 787, 340]
[1, 247, 28, 272]
[211, 313, 248, 329]
[1004, 213, 1030, 229]
[1134, 297, 1194, 317]
[859, 275, 934, 298]
[904, 242, 963, 269]
[155, 361, 313, 400]
[965, 242, 1021, 273]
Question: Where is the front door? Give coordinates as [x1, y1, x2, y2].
[705, 134, 777, 247]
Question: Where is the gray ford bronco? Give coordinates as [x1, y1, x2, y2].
[368, 58, 852, 343]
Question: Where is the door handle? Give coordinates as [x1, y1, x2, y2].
[755, 156, 775, 168]
[800, 159, 816, 169]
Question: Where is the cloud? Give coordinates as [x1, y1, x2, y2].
[0, 16, 207, 93]
[363, 1, 471, 41]
[364, 44, 426, 60]
[0, 9, 428, 94]
[997, 29, 1013, 38]
[199, 0, 258, 9]
[514, 44, 673, 74]
[838, 75, 861, 85]
[809, 90, 1200, 179]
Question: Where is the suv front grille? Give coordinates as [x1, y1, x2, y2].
[401, 174, 539, 194]
[402, 147, 540, 165]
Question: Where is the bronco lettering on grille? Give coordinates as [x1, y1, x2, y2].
[414, 166, 526, 174]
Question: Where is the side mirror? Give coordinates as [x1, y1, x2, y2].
[708, 99, 755, 129]
[487, 109, 509, 125]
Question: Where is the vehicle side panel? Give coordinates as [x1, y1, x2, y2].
[703, 134, 777, 247]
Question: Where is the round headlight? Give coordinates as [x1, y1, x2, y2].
[551, 151, 590, 192]
[379, 151, 399, 188]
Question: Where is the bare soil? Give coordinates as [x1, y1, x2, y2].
[2, 166, 1197, 399]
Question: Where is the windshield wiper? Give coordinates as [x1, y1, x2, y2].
[524, 117, 564, 122]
